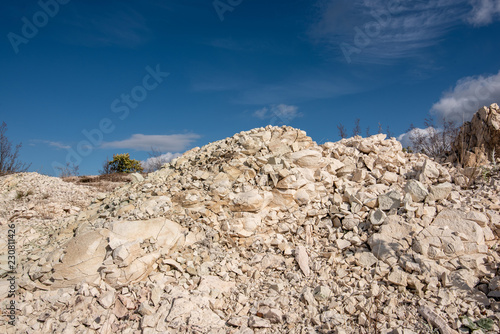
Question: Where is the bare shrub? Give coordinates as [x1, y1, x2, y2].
[143, 147, 166, 173]
[352, 118, 361, 137]
[337, 120, 393, 140]
[55, 162, 79, 177]
[386, 126, 393, 138]
[337, 123, 347, 139]
[0, 121, 31, 175]
[408, 117, 459, 159]
[99, 156, 112, 175]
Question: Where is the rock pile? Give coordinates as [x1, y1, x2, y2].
[1, 124, 500, 333]
[453, 103, 500, 167]
[0, 173, 101, 281]
[0, 172, 98, 220]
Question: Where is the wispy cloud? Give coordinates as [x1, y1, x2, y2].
[253, 104, 302, 123]
[31, 140, 71, 150]
[468, 0, 500, 26]
[431, 70, 500, 123]
[192, 70, 359, 104]
[61, 4, 151, 48]
[101, 134, 200, 152]
[235, 77, 359, 105]
[207, 38, 266, 52]
[310, 0, 498, 63]
[191, 75, 249, 92]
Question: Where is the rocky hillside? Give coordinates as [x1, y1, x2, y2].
[0, 173, 101, 279]
[453, 103, 500, 167]
[1, 122, 500, 333]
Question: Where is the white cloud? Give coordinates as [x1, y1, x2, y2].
[310, 0, 499, 63]
[142, 152, 181, 171]
[253, 104, 302, 123]
[397, 127, 435, 148]
[32, 140, 71, 150]
[430, 70, 500, 123]
[468, 0, 500, 26]
[254, 107, 269, 119]
[101, 133, 200, 152]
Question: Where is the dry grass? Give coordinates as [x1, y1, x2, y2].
[62, 173, 134, 192]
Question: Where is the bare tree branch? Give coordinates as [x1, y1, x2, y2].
[99, 156, 112, 175]
[337, 123, 347, 139]
[386, 126, 393, 138]
[408, 117, 459, 158]
[143, 146, 167, 173]
[352, 118, 361, 137]
[377, 122, 383, 134]
[55, 162, 79, 177]
[0, 122, 31, 176]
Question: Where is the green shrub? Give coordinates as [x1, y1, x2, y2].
[107, 153, 143, 173]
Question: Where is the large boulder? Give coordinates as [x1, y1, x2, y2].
[35, 218, 184, 289]
[50, 229, 109, 287]
[404, 180, 428, 203]
[287, 149, 323, 168]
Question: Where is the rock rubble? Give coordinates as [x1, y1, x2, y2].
[0, 173, 99, 281]
[1, 121, 500, 333]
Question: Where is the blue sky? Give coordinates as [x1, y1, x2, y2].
[1, 0, 500, 175]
